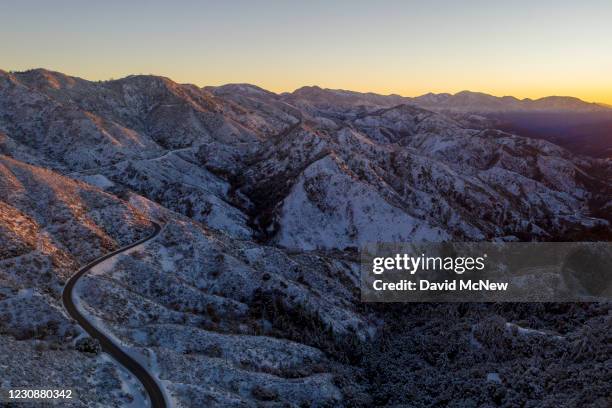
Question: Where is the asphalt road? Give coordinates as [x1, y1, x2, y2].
[62, 222, 167, 408]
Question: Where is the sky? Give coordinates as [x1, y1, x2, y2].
[2, 0, 612, 103]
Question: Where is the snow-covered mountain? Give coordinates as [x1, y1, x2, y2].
[281, 85, 610, 113]
[1, 68, 610, 407]
[412, 90, 610, 112]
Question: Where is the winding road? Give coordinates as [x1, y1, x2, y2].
[62, 222, 167, 408]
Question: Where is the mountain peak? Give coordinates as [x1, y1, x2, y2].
[14, 68, 80, 89]
[455, 90, 489, 96]
[207, 83, 277, 97]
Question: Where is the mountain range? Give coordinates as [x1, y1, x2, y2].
[285, 86, 611, 113]
[0, 68, 610, 407]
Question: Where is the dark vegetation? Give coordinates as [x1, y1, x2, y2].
[245, 283, 611, 407]
[353, 303, 611, 407]
[249, 288, 364, 366]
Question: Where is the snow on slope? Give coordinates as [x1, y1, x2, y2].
[1, 68, 611, 407]
[0, 155, 154, 406]
[276, 154, 449, 249]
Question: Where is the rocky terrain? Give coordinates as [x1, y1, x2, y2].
[0, 68, 610, 407]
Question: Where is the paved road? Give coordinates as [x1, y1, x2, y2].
[62, 222, 167, 408]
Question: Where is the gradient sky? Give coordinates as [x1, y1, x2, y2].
[2, 0, 612, 103]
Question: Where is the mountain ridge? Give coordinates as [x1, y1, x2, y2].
[287, 85, 609, 112]
[6, 68, 609, 112]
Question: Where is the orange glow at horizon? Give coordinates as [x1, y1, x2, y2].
[1, 1, 611, 105]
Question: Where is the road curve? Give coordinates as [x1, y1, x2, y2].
[62, 222, 167, 408]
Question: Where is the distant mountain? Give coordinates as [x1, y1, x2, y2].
[282, 86, 609, 113]
[284, 85, 408, 109]
[280, 86, 612, 158]
[412, 90, 610, 112]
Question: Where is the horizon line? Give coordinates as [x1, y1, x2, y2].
[4, 66, 609, 106]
